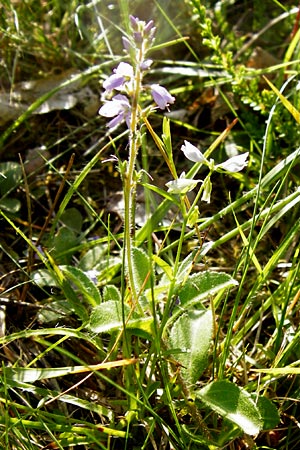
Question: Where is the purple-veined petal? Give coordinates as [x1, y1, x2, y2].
[217, 152, 249, 172]
[151, 84, 175, 109]
[99, 94, 130, 116]
[181, 140, 207, 163]
[99, 101, 123, 118]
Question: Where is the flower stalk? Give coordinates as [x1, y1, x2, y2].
[99, 16, 174, 310]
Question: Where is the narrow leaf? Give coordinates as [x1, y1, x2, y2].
[263, 76, 300, 124]
[2, 359, 137, 383]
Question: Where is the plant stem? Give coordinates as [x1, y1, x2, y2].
[123, 50, 143, 310]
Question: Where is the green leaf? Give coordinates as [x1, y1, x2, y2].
[32, 269, 59, 287]
[253, 395, 280, 430]
[50, 226, 78, 264]
[168, 309, 213, 384]
[178, 271, 238, 308]
[61, 265, 101, 306]
[89, 300, 153, 337]
[153, 254, 173, 280]
[60, 207, 83, 233]
[78, 244, 106, 271]
[162, 117, 172, 156]
[131, 246, 152, 292]
[37, 299, 74, 323]
[79, 245, 122, 283]
[0, 197, 21, 213]
[263, 76, 300, 124]
[196, 380, 263, 435]
[102, 284, 121, 302]
[0, 161, 22, 195]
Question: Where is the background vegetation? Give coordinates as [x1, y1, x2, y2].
[0, 0, 300, 449]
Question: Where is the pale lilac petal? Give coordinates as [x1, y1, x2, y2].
[181, 140, 207, 163]
[151, 84, 175, 109]
[217, 152, 249, 172]
[129, 15, 139, 30]
[144, 20, 155, 34]
[103, 73, 125, 92]
[140, 59, 153, 70]
[122, 36, 133, 53]
[114, 62, 134, 77]
[134, 31, 143, 44]
[99, 101, 124, 118]
[107, 113, 126, 129]
[99, 94, 131, 128]
[103, 63, 134, 92]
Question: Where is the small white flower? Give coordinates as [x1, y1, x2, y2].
[166, 172, 202, 194]
[216, 152, 249, 173]
[181, 140, 208, 163]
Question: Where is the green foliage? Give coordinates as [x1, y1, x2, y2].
[195, 380, 279, 435]
[89, 300, 154, 337]
[0, 161, 22, 213]
[1, 1, 300, 448]
[169, 309, 213, 385]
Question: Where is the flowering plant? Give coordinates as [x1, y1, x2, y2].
[92, 14, 274, 447]
[167, 140, 248, 203]
[99, 18, 175, 130]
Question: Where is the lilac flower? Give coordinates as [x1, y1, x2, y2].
[144, 19, 155, 35]
[122, 36, 133, 53]
[150, 84, 175, 110]
[128, 16, 156, 47]
[103, 62, 134, 93]
[99, 94, 131, 128]
[140, 59, 153, 70]
[216, 152, 249, 172]
[129, 16, 155, 36]
[181, 140, 208, 163]
[129, 15, 140, 30]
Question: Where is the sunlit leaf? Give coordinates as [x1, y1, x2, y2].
[89, 300, 153, 337]
[61, 265, 101, 306]
[196, 380, 263, 435]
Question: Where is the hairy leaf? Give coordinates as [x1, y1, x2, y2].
[196, 380, 263, 435]
[169, 309, 213, 384]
